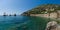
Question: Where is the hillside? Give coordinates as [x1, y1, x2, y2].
[21, 4, 60, 16]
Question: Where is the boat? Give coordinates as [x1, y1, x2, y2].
[3, 12, 7, 16]
[9, 14, 12, 16]
[14, 14, 16, 16]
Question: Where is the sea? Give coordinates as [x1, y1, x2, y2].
[0, 16, 49, 30]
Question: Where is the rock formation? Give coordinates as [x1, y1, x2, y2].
[45, 21, 58, 30]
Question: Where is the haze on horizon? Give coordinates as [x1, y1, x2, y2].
[0, 0, 60, 15]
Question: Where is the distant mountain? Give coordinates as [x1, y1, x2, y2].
[21, 4, 60, 16]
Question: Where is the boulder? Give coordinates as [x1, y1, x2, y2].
[45, 21, 58, 30]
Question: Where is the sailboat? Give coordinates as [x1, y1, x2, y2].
[9, 14, 12, 16]
[14, 14, 16, 16]
[3, 12, 7, 16]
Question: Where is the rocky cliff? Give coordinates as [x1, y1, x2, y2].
[21, 4, 60, 16]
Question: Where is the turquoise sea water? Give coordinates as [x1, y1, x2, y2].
[0, 16, 49, 30]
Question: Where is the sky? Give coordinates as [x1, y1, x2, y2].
[0, 0, 60, 15]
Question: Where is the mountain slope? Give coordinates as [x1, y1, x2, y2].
[21, 4, 60, 16]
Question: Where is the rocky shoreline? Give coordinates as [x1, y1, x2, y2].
[45, 21, 60, 30]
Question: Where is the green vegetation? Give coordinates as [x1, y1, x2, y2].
[22, 4, 60, 16]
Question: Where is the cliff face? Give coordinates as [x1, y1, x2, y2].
[21, 4, 60, 16]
